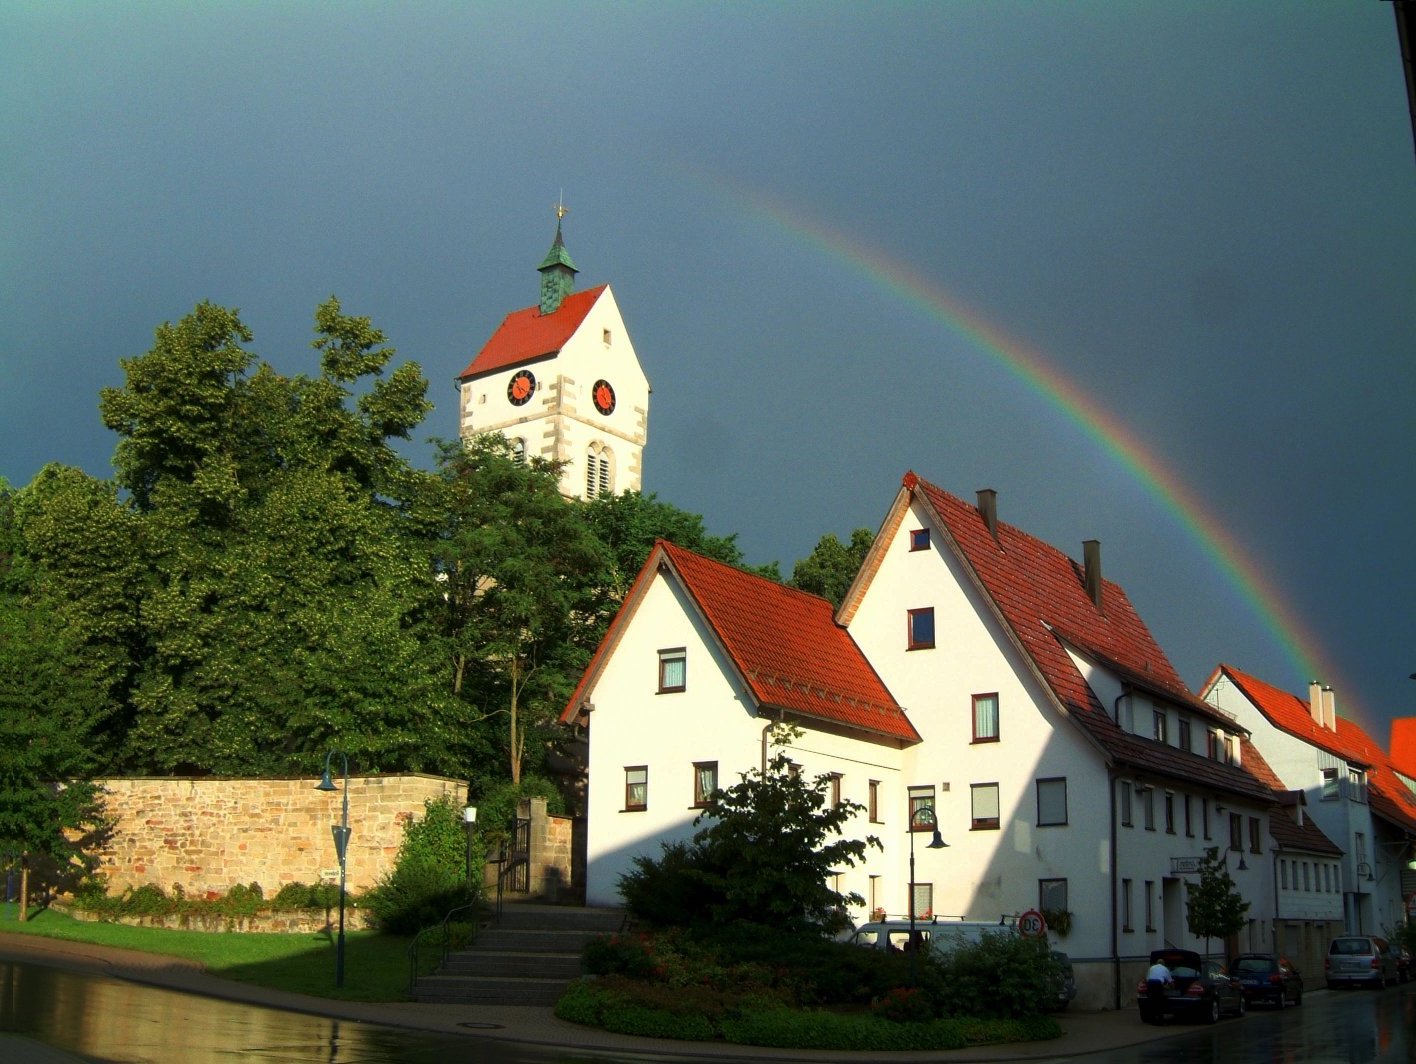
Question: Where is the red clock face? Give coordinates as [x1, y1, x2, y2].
[592, 379, 616, 415]
[507, 370, 535, 406]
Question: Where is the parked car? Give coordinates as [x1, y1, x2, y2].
[1136, 949, 1246, 1024]
[1051, 950, 1077, 1010]
[1326, 935, 1399, 989]
[1230, 953, 1303, 1008]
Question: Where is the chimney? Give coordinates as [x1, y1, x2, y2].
[1083, 539, 1102, 610]
[976, 489, 998, 541]
[1321, 686, 1336, 730]
[1308, 682, 1325, 729]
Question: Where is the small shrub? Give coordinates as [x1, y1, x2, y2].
[364, 794, 480, 934]
[123, 883, 173, 916]
[870, 985, 936, 1023]
[582, 933, 659, 980]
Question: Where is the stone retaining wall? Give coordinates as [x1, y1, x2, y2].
[92, 774, 463, 897]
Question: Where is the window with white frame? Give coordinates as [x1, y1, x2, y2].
[1321, 767, 1339, 801]
[1039, 877, 1068, 915]
[908, 785, 936, 830]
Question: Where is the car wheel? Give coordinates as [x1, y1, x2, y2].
[1276, 991, 1286, 1010]
[1235, 995, 1247, 1018]
[1207, 997, 1221, 1024]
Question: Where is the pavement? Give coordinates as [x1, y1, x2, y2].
[0, 932, 1209, 1062]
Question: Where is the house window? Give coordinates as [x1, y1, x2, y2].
[1144, 881, 1155, 931]
[972, 693, 999, 743]
[585, 447, 612, 498]
[1119, 780, 1133, 827]
[1207, 729, 1220, 759]
[1036, 778, 1067, 826]
[1321, 767, 1339, 801]
[693, 762, 717, 807]
[1229, 812, 1243, 851]
[1226, 736, 1238, 765]
[602, 327, 612, 345]
[971, 783, 1000, 830]
[658, 648, 686, 692]
[1248, 816, 1261, 854]
[1280, 860, 1288, 889]
[1039, 878, 1068, 915]
[1164, 793, 1175, 834]
[1153, 711, 1168, 744]
[911, 882, 934, 919]
[868, 779, 881, 823]
[625, 766, 647, 811]
[909, 528, 930, 551]
[827, 772, 843, 807]
[509, 436, 526, 464]
[1122, 878, 1133, 931]
[908, 785, 936, 830]
[1349, 768, 1366, 803]
[1142, 787, 1155, 830]
[1184, 795, 1193, 837]
[1178, 719, 1191, 753]
[1302, 862, 1311, 891]
[907, 608, 935, 650]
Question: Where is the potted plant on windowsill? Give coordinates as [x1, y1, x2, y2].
[1040, 907, 1072, 937]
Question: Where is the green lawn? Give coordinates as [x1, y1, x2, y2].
[0, 903, 423, 1001]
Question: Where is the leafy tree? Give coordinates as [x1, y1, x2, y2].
[580, 490, 762, 601]
[789, 529, 874, 608]
[620, 731, 880, 935]
[430, 434, 609, 784]
[1186, 847, 1250, 955]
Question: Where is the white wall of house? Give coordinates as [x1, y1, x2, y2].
[578, 569, 904, 908]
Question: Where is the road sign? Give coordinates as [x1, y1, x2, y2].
[1018, 909, 1048, 937]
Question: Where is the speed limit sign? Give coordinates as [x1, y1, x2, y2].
[1018, 909, 1048, 937]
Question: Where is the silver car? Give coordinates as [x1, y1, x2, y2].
[1326, 935, 1398, 989]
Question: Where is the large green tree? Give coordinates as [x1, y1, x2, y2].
[15, 298, 464, 775]
[430, 435, 609, 785]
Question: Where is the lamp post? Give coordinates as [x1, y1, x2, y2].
[315, 749, 351, 988]
[908, 806, 947, 986]
[462, 804, 478, 884]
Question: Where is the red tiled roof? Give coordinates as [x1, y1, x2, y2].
[911, 475, 1274, 803]
[1389, 718, 1416, 778]
[456, 285, 607, 381]
[562, 540, 920, 744]
[1218, 664, 1416, 835]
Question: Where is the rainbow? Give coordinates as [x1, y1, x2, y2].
[689, 172, 1365, 729]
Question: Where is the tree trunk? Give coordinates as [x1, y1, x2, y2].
[18, 855, 29, 923]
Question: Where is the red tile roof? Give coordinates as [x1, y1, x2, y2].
[562, 540, 920, 744]
[1390, 718, 1416, 778]
[1216, 664, 1416, 835]
[456, 284, 607, 381]
[909, 474, 1274, 802]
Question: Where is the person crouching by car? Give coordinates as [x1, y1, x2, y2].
[1145, 958, 1173, 1022]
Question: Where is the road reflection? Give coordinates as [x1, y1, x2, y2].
[0, 961, 615, 1064]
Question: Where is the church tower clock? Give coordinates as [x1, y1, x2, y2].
[456, 206, 650, 499]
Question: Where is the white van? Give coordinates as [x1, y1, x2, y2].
[847, 916, 1016, 957]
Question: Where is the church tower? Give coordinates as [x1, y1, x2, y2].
[456, 208, 649, 499]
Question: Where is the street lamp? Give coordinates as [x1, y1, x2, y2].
[462, 804, 478, 884]
[908, 806, 947, 985]
[315, 749, 351, 988]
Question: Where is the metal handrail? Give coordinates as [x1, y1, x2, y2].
[407, 899, 482, 998]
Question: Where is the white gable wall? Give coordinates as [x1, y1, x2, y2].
[579, 568, 902, 909]
[846, 501, 1113, 959]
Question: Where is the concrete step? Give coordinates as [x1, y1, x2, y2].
[473, 928, 602, 953]
[494, 904, 624, 933]
[439, 951, 581, 979]
[414, 974, 566, 1006]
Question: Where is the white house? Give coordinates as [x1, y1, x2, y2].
[456, 215, 649, 500]
[1202, 665, 1416, 943]
[563, 472, 1289, 1009]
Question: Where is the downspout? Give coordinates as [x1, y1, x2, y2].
[1111, 689, 1130, 1011]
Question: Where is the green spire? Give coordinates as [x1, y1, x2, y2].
[537, 204, 578, 315]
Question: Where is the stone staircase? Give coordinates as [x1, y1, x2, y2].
[413, 902, 624, 1006]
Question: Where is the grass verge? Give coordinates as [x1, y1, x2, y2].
[0, 902, 419, 1002]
